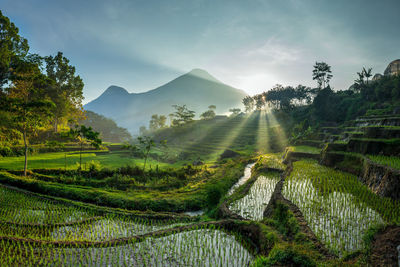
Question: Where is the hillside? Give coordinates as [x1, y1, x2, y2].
[80, 111, 132, 143]
[152, 111, 288, 162]
[84, 69, 247, 133]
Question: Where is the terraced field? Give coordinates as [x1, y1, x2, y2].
[282, 159, 400, 255]
[155, 112, 287, 162]
[0, 185, 254, 266]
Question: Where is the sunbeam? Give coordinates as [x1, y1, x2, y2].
[256, 110, 270, 154]
[266, 110, 288, 150]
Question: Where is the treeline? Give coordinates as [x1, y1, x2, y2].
[142, 104, 241, 134]
[241, 61, 400, 139]
[242, 84, 316, 112]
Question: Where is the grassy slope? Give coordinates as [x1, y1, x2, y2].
[0, 150, 183, 171]
[153, 112, 287, 162]
[0, 158, 248, 212]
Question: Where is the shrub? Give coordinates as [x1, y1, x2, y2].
[252, 244, 316, 267]
[205, 182, 224, 208]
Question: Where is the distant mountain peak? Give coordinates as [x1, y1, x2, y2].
[101, 85, 130, 96]
[186, 68, 221, 83]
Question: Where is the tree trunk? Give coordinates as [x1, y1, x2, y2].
[23, 130, 28, 176]
[79, 141, 83, 171]
[143, 151, 149, 172]
[54, 116, 58, 133]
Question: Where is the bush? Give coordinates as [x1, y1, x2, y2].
[270, 202, 300, 237]
[205, 182, 224, 208]
[252, 244, 316, 267]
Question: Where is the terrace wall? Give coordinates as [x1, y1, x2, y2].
[321, 152, 400, 200]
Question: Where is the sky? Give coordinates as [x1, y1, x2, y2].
[2, 0, 400, 103]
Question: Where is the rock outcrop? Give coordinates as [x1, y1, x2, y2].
[384, 59, 400, 76]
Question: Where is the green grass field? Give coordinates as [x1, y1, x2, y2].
[0, 150, 182, 171]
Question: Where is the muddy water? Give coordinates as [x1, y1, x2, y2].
[184, 210, 204, 217]
[228, 163, 256, 196]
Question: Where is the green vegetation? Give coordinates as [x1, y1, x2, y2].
[2, 9, 400, 266]
[367, 154, 400, 170]
[287, 145, 321, 154]
[81, 110, 132, 142]
[0, 150, 175, 171]
[229, 172, 280, 220]
[282, 159, 400, 255]
[0, 158, 247, 212]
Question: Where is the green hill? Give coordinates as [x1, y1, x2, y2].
[152, 111, 288, 162]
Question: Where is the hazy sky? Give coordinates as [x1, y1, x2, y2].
[2, 0, 399, 103]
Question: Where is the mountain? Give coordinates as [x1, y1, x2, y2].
[84, 69, 247, 134]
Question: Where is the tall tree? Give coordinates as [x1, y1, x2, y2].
[200, 105, 216, 120]
[242, 96, 255, 112]
[170, 105, 195, 126]
[69, 125, 102, 170]
[363, 67, 372, 84]
[254, 94, 265, 110]
[312, 62, 333, 89]
[0, 10, 29, 89]
[6, 57, 54, 176]
[149, 114, 167, 130]
[45, 52, 84, 132]
[127, 136, 166, 174]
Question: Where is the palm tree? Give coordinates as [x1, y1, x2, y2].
[362, 67, 372, 84]
[312, 62, 333, 89]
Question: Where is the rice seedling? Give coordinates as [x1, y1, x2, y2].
[0, 184, 254, 266]
[229, 172, 280, 221]
[0, 227, 254, 266]
[367, 154, 400, 170]
[282, 159, 400, 255]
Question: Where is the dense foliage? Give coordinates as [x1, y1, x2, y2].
[81, 110, 132, 142]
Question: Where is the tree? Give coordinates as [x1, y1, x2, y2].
[44, 52, 84, 132]
[242, 96, 255, 112]
[69, 125, 102, 171]
[363, 67, 372, 84]
[5, 57, 54, 176]
[170, 105, 195, 126]
[312, 62, 333, 89]
[149, 114, 167, 131]
[200, 110, 216, 120]
[127, 136, 167, 174]
[0, 10, 29, 89]
[254, 94, 265, 110]
[229, 108, 241, 116]
[200, 105, 216, 120]
[353, 70, 365, 93]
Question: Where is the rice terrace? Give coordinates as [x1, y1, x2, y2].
[1, 1, 400, 266]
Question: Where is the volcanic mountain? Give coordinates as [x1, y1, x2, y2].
[84, 69, 247, 133]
